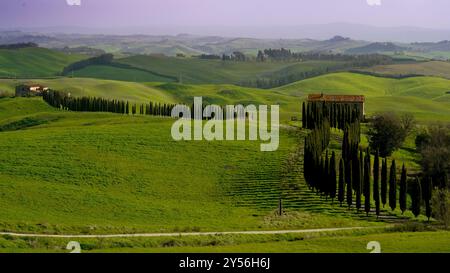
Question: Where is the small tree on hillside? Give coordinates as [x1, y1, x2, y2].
[431, 188, 449, 228]
[368, 113, 414, 157]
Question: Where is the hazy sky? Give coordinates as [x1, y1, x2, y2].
[1, 0, 449, 30]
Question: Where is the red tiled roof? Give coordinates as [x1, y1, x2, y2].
[307, 94, 365, 103]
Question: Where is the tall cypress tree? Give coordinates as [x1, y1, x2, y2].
[381, 158, 388, 208]
[411, 177, 422, 218]
[422, 176, 432, 221]
[329, 151, 337, 202]
[302, 102, 307, 129]
[364, 151, 371, 216]
[324, 151, 329, 198]
[346, 161, 353, 208]
[338, 158, 345, 206]
[373, 151, 380, 218]
[389, 160, 397, 211]
[360, 149, 364, 194]
[354, 156, 362, 212]
[399, 164, 407, 215]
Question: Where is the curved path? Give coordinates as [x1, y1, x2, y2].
[0, 226, 383, 238]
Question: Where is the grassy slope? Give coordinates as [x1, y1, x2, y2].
[359, 61, 450, 80]
[71, 65, 175, 83]
[0, 47, 86, 78]
[1, 97, 374, 235]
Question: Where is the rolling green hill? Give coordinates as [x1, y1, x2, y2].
[114, 55, 343, 84]
[2, 72, 450, 122]
[0, 47, 86, 78]
[276, 72, 450, 121]
[1, 71, 450, 251]
[357, 61, 450, 80]
[0, 78, 177, 104]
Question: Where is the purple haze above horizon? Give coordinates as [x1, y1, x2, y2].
[1, 0, 449, 31]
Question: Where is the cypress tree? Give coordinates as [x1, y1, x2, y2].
[319, 156, 325, 195]
[381, 158, 388, 208]
[346, 161, 353, 208]
[373, 151, 380, 218]
[364, 151, 371, 216]
[422, 176, 432, 221]
[302, 102, 307, 129]
[338, 158, 345, 206]
[324, 151, 329, 197]
[329, 151, 337, 202]
[411, 177, 422, 218]
[360, 149, 364, 194]
[354, 156, 362, 212]
[399, 164, 407, 215]
[389, 160, 397, 211]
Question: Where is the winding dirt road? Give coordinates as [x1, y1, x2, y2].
[0, 226, 382, 238]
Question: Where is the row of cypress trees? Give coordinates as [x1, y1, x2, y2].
[305, 145, 432, 218]
[302, 100, 431, 219]
[302, 101, 363, 130]
[42, 90, 175, 117]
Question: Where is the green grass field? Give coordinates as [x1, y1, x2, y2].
[0, 47, 86, 78]
[1, 69, 450, 252]
[2, 97, 377, 235]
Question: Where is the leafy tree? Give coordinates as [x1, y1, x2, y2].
[431, 188, 450, 228]
[418, 124, 450, 189]
[368, 113, 413, 157]
[389, 160, 397, 211]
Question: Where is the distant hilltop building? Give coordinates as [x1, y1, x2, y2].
[307, 93, 366, 116]
[15, 84, 49, 97]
